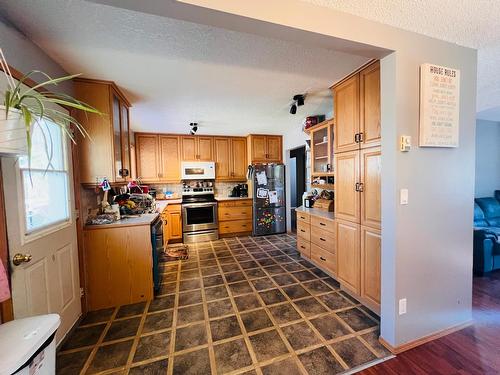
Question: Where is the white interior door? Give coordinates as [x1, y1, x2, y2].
[0, 77, 81, 343]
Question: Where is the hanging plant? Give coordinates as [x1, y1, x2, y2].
[0, 48, 101, 168]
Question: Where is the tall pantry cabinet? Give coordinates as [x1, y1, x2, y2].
[333, 60, 381, 313]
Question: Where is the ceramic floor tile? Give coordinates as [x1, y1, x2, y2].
[318, 292, 355, 311]
[282, 321, 322, 350]
[234, 293, 263, 311]
[104, 317, 141, 342]
[179, 278, 201, 291]
[361, 331, 392, 357]
[133, 332, 171, 362]
[241, 308, 274, 332]
[210, 315, 242, 342]
[225, 271, 247, 283]
[213, 338, 253, 374]
[336, 308, 378, 331]
[207, 298, 235, 319]
[149, 295, 175, 312]
[56, 349, 91, 375]
[259, 289, 287, 305]
[205, 285, 230, 301]
[203, 274, 224, 287]
[88, 340, 133, 374]
[331, 337, 377, 368]
[249, 329, 289, 362]
[129, 359, 168, 375]
[173, 347, 211, 375]
[293, 297, 328, 317]
[299, 346, 344, 375]
[228, 280, 254, 296]
[176, 303, 205, 326]
[116, 302, 147, 318]
[261, 357, 302, 375]
[142, 311, 174, 333]
[302, 279, 332, 295]
[178, 290, 203, 306]
[282, 284, 311, 300]
[251, 277, 275, 291]
[175, 322, 207, 351]
[268, 303, 302, 324]
[272, 274, 297, 286]
[61, 324, 106, 350]
[80, 308, 114, 325]
[310, 314, 351, 340]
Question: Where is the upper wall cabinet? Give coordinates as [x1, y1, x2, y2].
[332, 60, 381, 153]
[359, 61, 381, 149]
[74, 78, 131, 184]
[214, 137, 248, 181]
[181, 136, 214, 161]
[135, 133, 181, 183]
[247, 135, 282, 164]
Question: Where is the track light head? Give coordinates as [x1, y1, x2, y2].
[289, 103, 297, 115]
[293, 94, 305, 106]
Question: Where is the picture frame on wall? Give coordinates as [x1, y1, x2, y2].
[419, 63, 461, 147]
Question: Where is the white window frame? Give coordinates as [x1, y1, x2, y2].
[17, 118, 74, 245]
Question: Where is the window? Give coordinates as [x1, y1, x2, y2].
[19, 120, 70, 234]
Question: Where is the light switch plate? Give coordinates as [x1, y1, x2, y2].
[400, 189, 409, 205]
[399, 298, 407, 315]
[400, 135, 411, 152]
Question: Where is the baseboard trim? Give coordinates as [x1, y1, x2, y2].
[379, 320, 473, 354]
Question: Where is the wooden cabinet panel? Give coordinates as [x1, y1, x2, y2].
[84, 225, 153, 310]
[231, 137, 248, 179]
[266, 136, 282, 161]
[160, 136, 181, 181]
[297, 221, 311, 241]
[297, 237, 311, 258]
[214, 137, 231, 180]
[361, 226, 381, 310]
[311, 226, 335, 253]
[181, 137, 197, 161]
[311, 216, 335, 233]
[361, 147, 381, 229]
[334, 74, 360, 153]
[218, 199, 252, 207]
[197, 136, 214, 161]
[219, 206, 252, 221]
[336, 219, 360, 294]
[360, 61, 381, 149]
[219, 220, 252, 234]
[335, 150, 360, 223]
[311, 243, 336, 274]
[250, 135, 267, 162]
[169, 211, 183, 240]
[120, 103, 131, 178]
[296, 211, 310, 224]
[135, 134, 159, 181]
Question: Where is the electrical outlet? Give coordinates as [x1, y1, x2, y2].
[399, 298, 407, 315]
[400, 189, 409, 205]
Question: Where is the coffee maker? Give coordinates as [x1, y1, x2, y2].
[231, 184, 248, 197]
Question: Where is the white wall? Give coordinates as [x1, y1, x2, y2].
[475, 119, 500, 197]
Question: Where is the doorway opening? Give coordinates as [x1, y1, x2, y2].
[289, 146, 306, 232]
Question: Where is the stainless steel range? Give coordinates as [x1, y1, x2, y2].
[182, 181, 219, 243]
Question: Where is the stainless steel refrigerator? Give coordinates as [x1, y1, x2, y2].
[251, 164, 286, 236]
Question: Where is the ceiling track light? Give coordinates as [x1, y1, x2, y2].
[289, 103, 297, 114]
[189, 122, 198, 135]
[293, 94, 305, 106]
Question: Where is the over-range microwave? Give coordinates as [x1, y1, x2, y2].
[181, 161, 216, 180]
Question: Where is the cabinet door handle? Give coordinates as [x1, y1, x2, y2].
[358, 132, 364, 143]
[320, 256, 326, 261]
[319, 222, 326, 226]
[320, 237, 326, 241]
[358, 183, 364, 192]
[300, 245, 306, 249]
[300, 229, 305, 233]
[354, 133, 360, 143]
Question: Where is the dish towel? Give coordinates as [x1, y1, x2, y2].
[0, 259, 10, 302]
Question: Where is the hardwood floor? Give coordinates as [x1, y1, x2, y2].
[362, 271, 500, 374]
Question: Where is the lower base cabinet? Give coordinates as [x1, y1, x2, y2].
[162, 204, 182, 244]
[360, 226, 381, 311]
[84, 225, 153, 311]
[218, 199, 253, 236]
[335, 219, 361, 294]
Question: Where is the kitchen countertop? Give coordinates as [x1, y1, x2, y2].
[84, 213, 160, 230]
[215, 196, 252, 201]
[295, 206, 335, 221]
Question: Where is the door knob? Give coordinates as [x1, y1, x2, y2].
[13, 253, 32, 266]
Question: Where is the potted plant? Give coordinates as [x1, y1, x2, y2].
[0, 49, 101, 166]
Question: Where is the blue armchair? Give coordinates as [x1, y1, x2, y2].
[473, 194, 500, 275]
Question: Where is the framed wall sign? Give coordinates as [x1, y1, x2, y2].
[419, 63, 460, 147]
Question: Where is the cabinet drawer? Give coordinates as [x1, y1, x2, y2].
[219, 206, 252, 221]
[297, 237, 311, 258]
[310, 226, 335, 253]
[219, 220, 252, 234]
[297, 221, 310, 241]
[311, 216, 335, 233]
[311, 243, 336, 274]
[296, 211, 310, 224]
[218, 199, 252, 207]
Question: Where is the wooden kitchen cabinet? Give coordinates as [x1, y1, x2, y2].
[335, 219, 361, 295]
[333, 74, 359, 154]
[334, 150, 360, 223]
[182, 136, 214, 161]
[333, 60, 380, 153]
[218, 199, 252, 236]
[160, 136, 181, 181]
[360, 147, 381, 229]
[361, 226, 381, 312]
[74, 78, 132, 184]
[161, 204, 182, 244]
[214, 137, 248, 181]
[135, 133, 160, 181]
[247, 134, 282, 163]
[84, 224, 153, 311]
[359, 61, 381, 149]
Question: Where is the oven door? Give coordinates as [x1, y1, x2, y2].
[182, 202, 218, 232]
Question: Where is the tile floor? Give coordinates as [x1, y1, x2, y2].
[57, 234, 391, 375]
